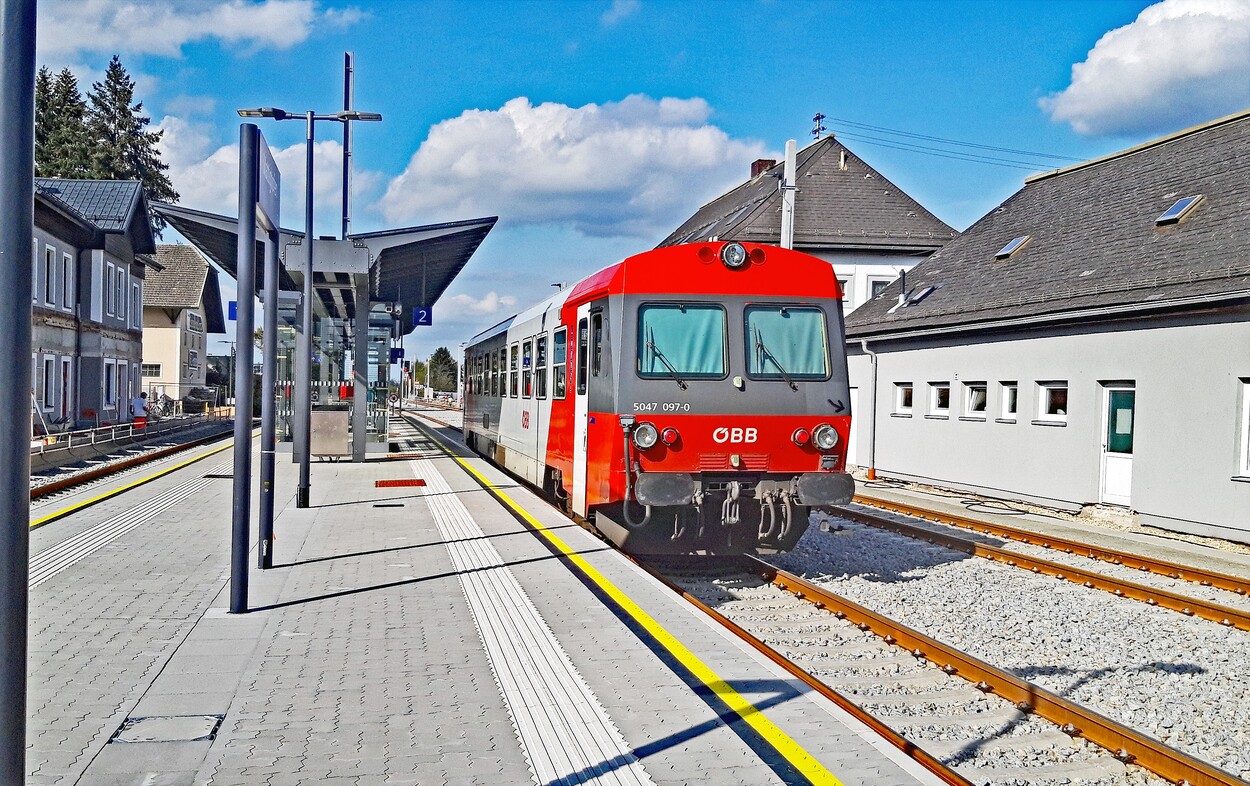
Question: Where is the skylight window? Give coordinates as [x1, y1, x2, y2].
[995, 235, 1029, 260]
[1156, 195, 1203, 226]
[906, 285, 935, 305]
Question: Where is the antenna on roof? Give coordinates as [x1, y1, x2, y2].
[811, 113, 827, 139]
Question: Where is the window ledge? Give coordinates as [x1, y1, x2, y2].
[890, 412, 912, 418]
[995, 418, 1017, 424]
[1031, 419, 1067, 427]
[959, 415, 987, 422]
[924, 414, 949, 420]
[1232, 476, 1250, 484]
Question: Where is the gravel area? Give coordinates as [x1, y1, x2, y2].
[773, 512, 1250, 780]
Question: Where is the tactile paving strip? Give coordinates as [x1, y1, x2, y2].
[412, 457, 656, 786]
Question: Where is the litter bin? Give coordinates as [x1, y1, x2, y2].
[310, 402, 351, 458]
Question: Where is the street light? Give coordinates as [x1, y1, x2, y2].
[236, 105, 381, 508]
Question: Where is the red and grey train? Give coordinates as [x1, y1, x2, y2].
[462, 241, 854, 555]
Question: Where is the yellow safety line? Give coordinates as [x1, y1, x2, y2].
[425, 434, 844, 786]
[30, 433, 252, 530]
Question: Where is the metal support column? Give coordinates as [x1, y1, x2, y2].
[0, 2, 35, 780]
[230, 125, 259, 613]
[352, 280, 370, 461]
[258, 228, 279, 568]
[294, 112, 315, 507]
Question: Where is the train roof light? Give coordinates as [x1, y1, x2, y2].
[720, 242, 749, 269]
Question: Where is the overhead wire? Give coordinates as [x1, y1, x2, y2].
[829, 116, 1084, 162]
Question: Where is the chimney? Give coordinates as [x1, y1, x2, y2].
[751, 159, 776, 178]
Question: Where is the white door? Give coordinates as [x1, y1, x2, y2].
[572, 305, 590, 515]
[1100, 386, 1135, 506]
[846, 387, 859, 467]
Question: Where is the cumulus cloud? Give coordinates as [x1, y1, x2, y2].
[377, 95, 768, 239]
[438, 292, 518, 320]
[37, 0, 362, 60]
[156, 115, 383, 233]
[1041, 0, 1250, 137]
[601, 0, 641, 26]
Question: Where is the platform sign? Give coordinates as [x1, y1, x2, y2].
[390, 347, 405, 363]
[413, 307, 433, 327]
[228, 300, 237, 320]
[255, 130, 280, 231]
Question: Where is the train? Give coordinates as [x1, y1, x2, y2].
[462, 241, 854, 555]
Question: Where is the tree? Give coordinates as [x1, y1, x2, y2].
[86, 55, 178, 225]
[428, 347, 457, 392]
[35, 67, 92, 178]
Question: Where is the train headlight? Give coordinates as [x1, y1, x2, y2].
[661, 427, 680, 446]
[812, 423, 839, 450]
[791, 428, 811, 446]
[720, 241, 748, 269]
[633, 422, 659, 450]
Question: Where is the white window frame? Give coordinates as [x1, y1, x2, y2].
[31, 239, 38, 302]
[104, 263, 115, 315]
[60, 356, 73, 418]
[61, 252, 74, 310]
[893, 382, 913, 415]
[142, 363, 161, 378]
[41, 356, 55, 410]
[868, 276, 893, 301]
[963, 382, 988, 419]
[1036, 381, 1069, 423]
[132, 282, 141, 328]
[103, 359, 116, 407]
[115, 267, 126, 321]
[43, 245, 56, 305]
[929, 382, 951, 417]
[1240, 379, 1250, 477]
[1000, 381, 1018, 421]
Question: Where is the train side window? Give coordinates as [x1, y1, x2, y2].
[590, 312, 604, 377]
[553, 328, 567, 399]
[576, 318, 588, 395]
[509, 344, 519, 397]
[522, 340, 533, 399]
[535, 336, 548, 399]
[491, 351, 499, 397]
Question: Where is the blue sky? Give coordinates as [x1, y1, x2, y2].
[37, 0, 1250, 361]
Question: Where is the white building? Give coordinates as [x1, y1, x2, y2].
[141, 244, 226, 398]
[844, 111, 1250, 544]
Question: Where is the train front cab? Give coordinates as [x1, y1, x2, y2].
[570, 243, 855, 555]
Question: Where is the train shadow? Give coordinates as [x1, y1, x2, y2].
[308, 483, 523, 510]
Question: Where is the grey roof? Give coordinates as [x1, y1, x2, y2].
[33, 178, 156, 253]
[659, 135, 956, 252]
[147, 245, 226, 333]
[846, 110, 1250, 340]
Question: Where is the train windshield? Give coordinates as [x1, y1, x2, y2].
[637, 303, 726, 379]
[744, 305, 829, 380]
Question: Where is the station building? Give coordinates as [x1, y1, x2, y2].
[141, 244, 227, 398]
[844, 110, 1250, 544]
[32, 178, 156, 428]
[660, 134, 956, 312]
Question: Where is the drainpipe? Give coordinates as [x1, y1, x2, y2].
[860, 339, 878, 481]
[779, 139, 797, 250]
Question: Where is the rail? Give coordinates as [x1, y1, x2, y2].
[30, 409, 228, 461]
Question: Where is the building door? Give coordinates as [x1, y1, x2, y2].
[846, 387, 859, 467]
[572, 305, 590, 515]
[1100, 386, 1135, 506]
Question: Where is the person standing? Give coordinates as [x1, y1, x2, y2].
[131, 390, 151, 428]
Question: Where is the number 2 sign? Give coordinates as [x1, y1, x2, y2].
[413, 308, 433, 327]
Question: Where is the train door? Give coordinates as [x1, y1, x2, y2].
[1100, 384, 1135, 506]
[572, 304, 590, 514]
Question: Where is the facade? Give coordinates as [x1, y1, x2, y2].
[660, 135, 956, 312]
[32, 179, 155, 429]
[843, 111, 1250, 544]
[141, 244, 226, 398]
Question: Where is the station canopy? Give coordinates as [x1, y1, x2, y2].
[152, 202, 496, 335]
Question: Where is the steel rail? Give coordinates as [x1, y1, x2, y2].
[850, 495, 1250, 596]
[834, 505, 1250, 632]
[747, 557, 1248, 786]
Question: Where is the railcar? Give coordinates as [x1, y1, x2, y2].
[462, 241, 854, 555]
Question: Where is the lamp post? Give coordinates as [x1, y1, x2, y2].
[237, 106, 381, 508]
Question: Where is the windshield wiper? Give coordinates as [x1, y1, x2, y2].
[755, 333, 797, 391]
[645, 340, 688, 390]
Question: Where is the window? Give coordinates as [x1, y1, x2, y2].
[31, 239, 37, 302]
[995, 235, 1030, 259]
[62, 253, 74, 309]
[509, 344, 519, 397]
[115, 267, 126, 321]
[930, 383, 950, 416]
[590, 312, 604, 377]
[1000, 382, 1018, 421]
[187, 312, 204, 333]
[118, 363, 128, 401]
[104, 263, 115, 315]
[744, 305, 829, 380]
[62, 358, 73, 418]
[535, 336, 548, 399]
[1240, 380, 1250, 476]
[869, 279, 891, 299]
[142, 363, 161, 377]
[41, 357, 55, 409]
[964, 382, 988, 418]
[836, 279, 849, 301]
[103, 360, 116, 406]
[522, 339, 533, 398]
[894, 383, 913, 414]
[1037, 381, 1068, 423]
[576, 318, 589, 395]
[637, 303, 726, 380]
[553, 327, 567, 399]
[1157, 195, 1202, 226]
[44, 246, 56, 304]
[188, 350, 200, 370]
[132, 283, 140, 326]
[490, 351, 499, 397]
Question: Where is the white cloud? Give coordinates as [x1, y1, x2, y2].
[36, 0, 362, 60]
[601, 0, 641, 26]
[1041, 0, 1250, 137]
[377, 95, 768, 239]
[157, 115, 383, 234]
[438, 292, 518, 320]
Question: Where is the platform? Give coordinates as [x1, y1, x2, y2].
[25, 407, 944, 786]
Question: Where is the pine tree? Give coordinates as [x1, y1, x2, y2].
[34, 67, 53, 176]
[428, 346, 457, 392]
[35, 67, 93, 178]
[86, 55, 179, 224]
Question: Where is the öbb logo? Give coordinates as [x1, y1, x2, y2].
[713, 427, 758, 444]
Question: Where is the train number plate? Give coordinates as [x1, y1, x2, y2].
[632, 402, 691, 413]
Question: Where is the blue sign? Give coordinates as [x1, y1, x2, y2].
[390, 347, 405, 363]
[228, 300, 237, 320]
[413, 307, 433, 327]
[255, 130, 280, 230]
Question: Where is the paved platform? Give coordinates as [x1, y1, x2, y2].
[26, 410, 943, 786]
